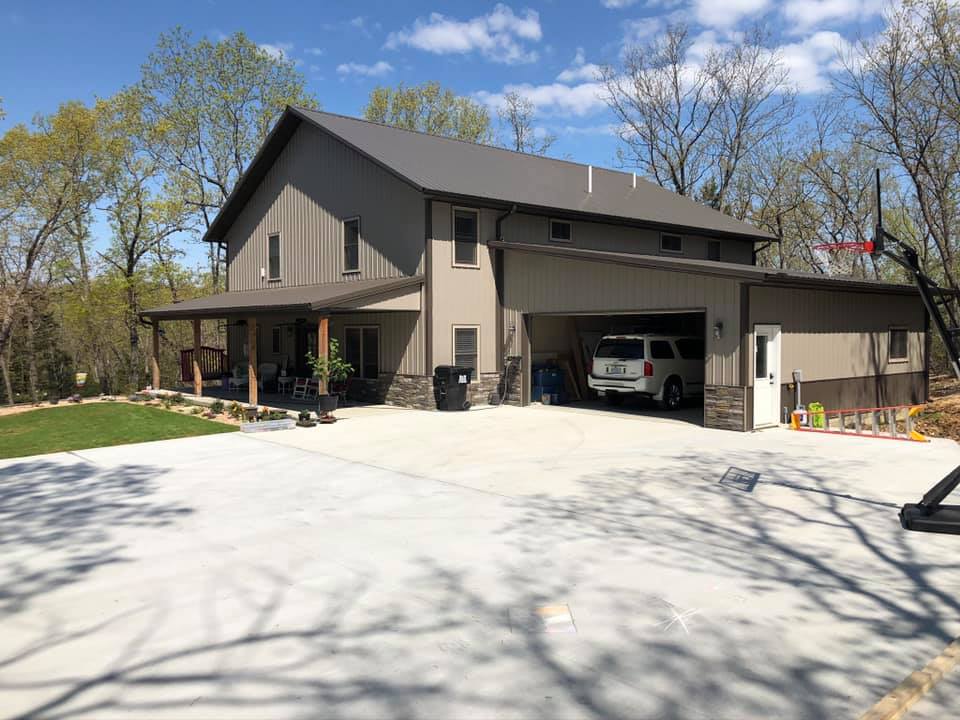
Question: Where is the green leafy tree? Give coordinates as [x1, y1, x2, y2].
[363, 81, 493, 143]
[137, 27, 317, 287]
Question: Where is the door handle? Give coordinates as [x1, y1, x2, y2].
[769, 373, 774, 381]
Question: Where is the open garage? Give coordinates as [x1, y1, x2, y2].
[529, 311, 706, 425]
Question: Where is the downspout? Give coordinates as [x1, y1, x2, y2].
[752, 241, 773, 266]
[494, 205, 517, 400]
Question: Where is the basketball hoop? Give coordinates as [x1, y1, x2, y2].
[812, 241, 875, 254]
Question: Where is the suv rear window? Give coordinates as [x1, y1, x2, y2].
[650, 340, 675, 359]
[675, 338, 704, 360]
[595, 339, 644, 360]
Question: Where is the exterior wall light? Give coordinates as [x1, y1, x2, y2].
[713, 321, 724, 340]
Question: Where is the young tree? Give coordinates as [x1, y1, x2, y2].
[363, 81, 493, 143]
[498, 91, 555, 155]
[137, 28, 316, 288]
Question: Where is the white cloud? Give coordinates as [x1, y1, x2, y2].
[336, 60, 395, 78]
[258, 42, 294, 61]
[693, 0, 770, 28]
[476, 80, 606, 118]
[777, 31, 849, 93]
[385, 4, 542, 64]
[601, 0, 641, 7]
[782, 0, 886, 33]
[556, 47, 603, 83]
[305, 47, 325, 56]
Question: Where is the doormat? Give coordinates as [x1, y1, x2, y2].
[509, 604, 577, 634]
[719, 467, 760, 492]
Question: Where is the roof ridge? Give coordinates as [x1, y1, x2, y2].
[292, 105, 644, 180]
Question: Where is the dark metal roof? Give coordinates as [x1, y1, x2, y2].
[490, 241, 919, 295]
[142, 276, 423, 319]
[204, 106, 776, 244]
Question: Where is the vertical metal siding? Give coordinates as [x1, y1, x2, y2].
[503, 213, 754, 265]
[330, 311, 425, 375]
[503, 252, 742, 385]
[749, 286, 925, 383]
[226, 123, 424, 291]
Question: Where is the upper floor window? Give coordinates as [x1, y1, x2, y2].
[889, 327, 908, 362]
[660, 233, 683, 254]
[268, 233, 281, 280]
[453, 208, 479, 267]
[707, 239, 722, 261]
[550, 219, 572, 243]
[344, 217, 360, 273]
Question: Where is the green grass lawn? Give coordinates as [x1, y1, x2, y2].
[0, 402, 236, 459]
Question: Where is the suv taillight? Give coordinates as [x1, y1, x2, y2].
[643, 361, 654, 377]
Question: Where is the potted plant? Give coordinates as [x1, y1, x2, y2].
[305, 338, 353, 419]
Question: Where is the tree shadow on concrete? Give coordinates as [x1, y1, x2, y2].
[0, 458, 192, 616]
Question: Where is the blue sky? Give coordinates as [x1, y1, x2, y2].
[1, 0, 889, 266]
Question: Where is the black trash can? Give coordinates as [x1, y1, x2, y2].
[434, 365, 472, 410]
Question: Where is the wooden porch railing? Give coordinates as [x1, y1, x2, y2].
[180, 346, 227, 382]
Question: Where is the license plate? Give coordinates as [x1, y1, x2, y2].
[605, 365, 626, 375]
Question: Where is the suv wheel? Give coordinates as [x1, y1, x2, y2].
[660, 379, 682, 411]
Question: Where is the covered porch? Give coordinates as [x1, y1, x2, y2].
[141, 276, 424, 408]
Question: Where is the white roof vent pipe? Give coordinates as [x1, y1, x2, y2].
[632, 172, 637, 189]
[587, 165, 593, 194]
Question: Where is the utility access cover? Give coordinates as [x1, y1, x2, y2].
[509, 604, 577, 634]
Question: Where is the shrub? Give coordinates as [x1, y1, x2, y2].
[228, 401, 243, 419]
[191, 406, 203, 415]
[170, 393, 185, 405]
[209, 399, 225, 414]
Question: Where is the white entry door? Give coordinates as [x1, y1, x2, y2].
[753, 324, 781, 428]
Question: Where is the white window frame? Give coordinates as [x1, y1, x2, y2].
[660, 232, 684, 255]
[888, 326, 909, 363]
[452, 207, 481, 269]
[549, 218, 573, 244]
[344, 325, 381, 380]
[343, 216, 361, 274]
[267, 231, 281, 281]
[452, 325, 480, 382]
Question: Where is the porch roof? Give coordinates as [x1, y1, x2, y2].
[142, 275, 423, 320]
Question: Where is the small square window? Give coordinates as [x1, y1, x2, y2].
[889, 328, 908, 361]
[453, 209, 479, 267]
[344, 218, 360, 273]
[550, 220, 572, 243]
[268, 233, 281, 280]
[708, 240, 722, 261]
[661, 233, 683, 254]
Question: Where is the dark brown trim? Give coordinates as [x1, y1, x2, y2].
[424, 198, 433, 376]
[740, 283, 753, 430]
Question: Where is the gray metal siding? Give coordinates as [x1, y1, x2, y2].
[503, 252, 742, 386]
[749, 286, 925, 384]
[503, 213, 754, 264]
[226, 122, 424, 292]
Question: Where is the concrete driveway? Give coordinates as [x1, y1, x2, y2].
[3, 405, 960, 719]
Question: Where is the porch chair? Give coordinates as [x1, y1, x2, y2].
[228, 364, 248, 392]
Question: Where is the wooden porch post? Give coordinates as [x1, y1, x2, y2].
[248, 317, 258, 406]
[318, 315, 329, 395]
[192, 318, 203, 397]
[151, 321, 161, 390]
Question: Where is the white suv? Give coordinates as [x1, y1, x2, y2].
[587, 334, 705, 410]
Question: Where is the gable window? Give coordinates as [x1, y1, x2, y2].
[271, 327, 281, 354]
[344, 326, 380, 379]
[453, 326, 479, 377]
[660, 233, 683, 254]
[453, 208, 479, 267]
[550, 219, 572, 243]
[268, 233, 281, 280]
[708, 239, 722, 261]
[343, 217, 360, 273]
[889, 327, 908, 362]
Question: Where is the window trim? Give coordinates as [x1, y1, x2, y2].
[452, 324, 480, 382]
[267, 231, 281, 281]
[659, 232, 684, 255]
[549, 218, 573, 244]
[888, 326, 909, 363]
[344, 324, 381, 380]
[343, 216, 361, 274]
[451, 207, 481, 269]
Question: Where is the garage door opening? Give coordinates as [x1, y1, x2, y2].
[529, 312, 706, 426]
